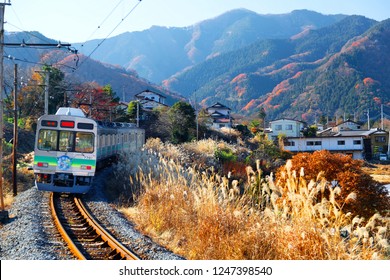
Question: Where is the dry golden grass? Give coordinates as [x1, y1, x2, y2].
[0, 151, 37, 214]
[181, 138, 218, 155]
[1, 193, 14, 209]
[113, 139, 389, 260]
[1, 165, 34, 210]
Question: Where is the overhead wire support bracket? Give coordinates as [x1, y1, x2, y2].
[3, 42, 70, 47]
[3, 41, 75, 51]
[3, 41, 79, 66]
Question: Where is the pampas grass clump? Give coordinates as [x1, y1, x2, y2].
[111, 139, 389, 260]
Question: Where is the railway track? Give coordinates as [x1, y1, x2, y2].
[50, 192, 140, 260]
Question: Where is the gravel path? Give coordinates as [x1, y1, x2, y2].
[0, 168, 184, 260]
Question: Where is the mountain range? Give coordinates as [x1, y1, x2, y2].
[74, 9, 346, 83]
[165, 14, 390, 123]
[4, 9, 390, 123]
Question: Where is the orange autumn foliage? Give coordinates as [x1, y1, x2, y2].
[363, 77, 376, 86]
[276, 150, 390, 218]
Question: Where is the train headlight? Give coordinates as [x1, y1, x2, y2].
[81, 165, 92, 170]
[37, 162, 49, 168]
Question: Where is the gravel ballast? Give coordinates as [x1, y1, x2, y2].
[0, 168, 184, 260]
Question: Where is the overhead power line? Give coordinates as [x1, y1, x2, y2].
[81, 0, 126, 46]
[75, 0, 143, 71]
[4, 54, 77, 71]
[3, 40, 79, 68]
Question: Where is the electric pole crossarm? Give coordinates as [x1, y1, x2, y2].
[3, 42, 77, 55]
[3, 42, 72, 48]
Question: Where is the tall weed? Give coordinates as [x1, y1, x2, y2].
[112, 139, 389, 259]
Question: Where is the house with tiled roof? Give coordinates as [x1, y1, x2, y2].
[206, 102, 233, 129]
[281, 118, 389, 160]
[134, 89, 168, 111]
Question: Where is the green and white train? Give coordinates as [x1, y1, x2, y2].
[33, 107, 145, 193]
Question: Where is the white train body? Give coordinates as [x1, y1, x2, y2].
[33, 107, 144, 193]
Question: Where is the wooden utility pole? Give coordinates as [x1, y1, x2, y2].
[44, 71, 49, 115]
[35, 69, 50, 115]
[12, 63, 17, 196]
[0, 1, 11, 221]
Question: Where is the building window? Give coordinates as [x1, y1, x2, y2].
[285, 141, 295, 146]
[338, 140, 345, 145]
[375, 136, 386, 143]
[307, 141, 321, 146]
[275, 125, 282, 131]
[353, 140, 361, 145]
[285, 124, 293, 130]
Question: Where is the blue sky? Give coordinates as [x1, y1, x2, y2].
[4, 0, 390, 43]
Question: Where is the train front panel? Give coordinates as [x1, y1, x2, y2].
[33, 114, 97, 193]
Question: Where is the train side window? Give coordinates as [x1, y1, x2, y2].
[38, 129, 58, 151]
[75, 132, 94, 153]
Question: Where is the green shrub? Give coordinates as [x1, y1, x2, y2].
[215, 147, 237, 163]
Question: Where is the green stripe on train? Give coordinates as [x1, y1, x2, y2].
[34, 155, 96, 168]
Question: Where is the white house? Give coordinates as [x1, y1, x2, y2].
[284, 124, 388, 160]
[134, 89, 168, 111]
[139, 99, 168, 111]
[284, 135, 365, 159]
[318, 119, 363, 135]
[206, 102, 233, 129]
[316, 120, 389, 160]
[267, 118, 306, 140]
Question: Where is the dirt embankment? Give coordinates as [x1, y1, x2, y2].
[362, 163, 390, 184]
[3, 123, 35, 158]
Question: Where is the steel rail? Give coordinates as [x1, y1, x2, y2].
[74, 196, 140, 260]
[50, 192, 140, 260]
[49, 192, 86, 260]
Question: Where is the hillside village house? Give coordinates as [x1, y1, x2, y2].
[118, 89, 169, 123]
[134, 89, 168, 111]
[316, 119, 389, 159]
[267, 118, 306, 140]
[206, 102, 233, 129]
[278, 119, 389, 160]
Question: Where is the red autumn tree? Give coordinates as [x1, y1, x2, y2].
[71, 82, 119, 121]
[276, 150, 389, 218]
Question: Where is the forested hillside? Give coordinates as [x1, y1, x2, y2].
[3, 32, 182, 105]
[74, 9, 345, 83]
[5, 9, 388, 123]
[164, 16, 390, 123]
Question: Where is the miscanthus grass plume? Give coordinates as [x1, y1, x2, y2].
[110, 138, 389, 260]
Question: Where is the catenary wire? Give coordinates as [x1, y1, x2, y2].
[81, 0, 126, 48]
[74, 0, 143, 72]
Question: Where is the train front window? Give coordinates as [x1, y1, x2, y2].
[75, 132, 94, 153]
[38, 129, 58, 151]
[59, 131, 75, 152]
[38, 129, 94, 153]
